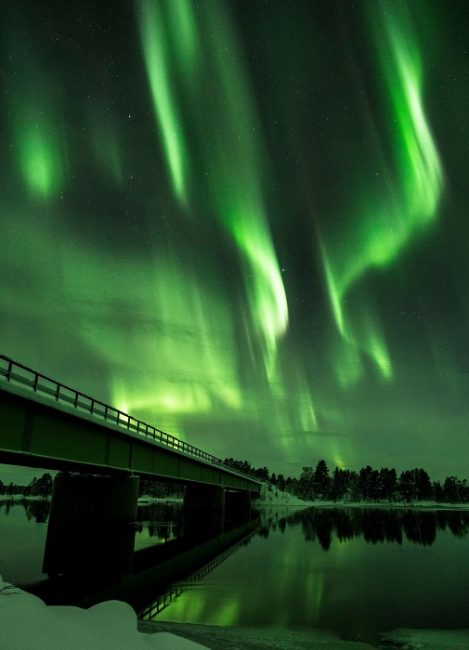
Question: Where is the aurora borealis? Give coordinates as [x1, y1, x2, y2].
[2, 0, 469, 480]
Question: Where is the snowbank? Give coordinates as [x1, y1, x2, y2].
[253, 484, 310, 507]
[0, 495, 51, 502]
[287, 499, 469, 510]
[137, 496, 183, 506]
[381, 628, 469, 649]
[0, 578, 207, 650]
[140, 622, 469, 650]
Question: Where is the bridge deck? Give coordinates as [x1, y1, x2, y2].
[0, 356, 260, 493]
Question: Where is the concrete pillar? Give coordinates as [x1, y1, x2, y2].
[183, 485, 225, 538]
[225, 490, 251, 512]
[43, 473, 139, 578]
[48, 473, 139, 525]
[183, 485, 225, 512]
[225, 490, 252, 527]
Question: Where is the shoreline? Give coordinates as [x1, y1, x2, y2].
[137, 620, 376, 649]
[3, 493, 469, 511]
[0, 495, 51, 502]
[287, 500, 469, 511]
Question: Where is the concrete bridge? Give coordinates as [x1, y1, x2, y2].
[0, 355, 261, 526]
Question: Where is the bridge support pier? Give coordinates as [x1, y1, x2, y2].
[225, 490, 251, 512]
[183, 485, 225, 538]
[225, 490, 252, 526]
[47, 473, 140, 524]
[183, 485, 225, 512]
[43, 473, 139, 578]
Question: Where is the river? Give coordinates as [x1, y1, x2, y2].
[1, 500, 469, 644]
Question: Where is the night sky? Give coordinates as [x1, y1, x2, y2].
[2, 0, 469, 481]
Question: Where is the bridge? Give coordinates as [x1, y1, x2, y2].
[0, 355, 261, 526]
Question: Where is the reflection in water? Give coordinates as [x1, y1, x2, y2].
[0, 498, 51, 523]
[0, 499, 185, 549]
[20, 497, 259, 616]
[41, 502, 189, 583]
[23, 499, 51, 524]
[140, 528, 256, 620]
[0, 500, 52, 585]
[3, 502, 469, 641]
[283, 507, 469, 550]
[154, 506, 469, 642]
[134, 503, 183, 548]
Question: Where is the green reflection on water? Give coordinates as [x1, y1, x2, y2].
[153, 507, 469, 643]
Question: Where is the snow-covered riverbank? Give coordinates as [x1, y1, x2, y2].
[252, 483, 309, 507]
[0, 495, 51, 502]
[139, 620, 374, 649]
[285, 499, 469, 510]
[0, 579, 206, 649]
[137, 496, 183, 506]
[139, 620, 469, 649]
[137, 485, 309, 508]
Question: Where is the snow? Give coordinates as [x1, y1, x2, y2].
[140, 622, 469, 649]
[139, 621, 375, 649]
[0, 578, 208, 650]
[381, 628, 469, 649]
[283, 499, 469, 510]
[253, 484, 310, 507]
[0, 495, 51, 502]
[138, 496, 183, 505]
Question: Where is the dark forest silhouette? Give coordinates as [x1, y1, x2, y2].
[0, 473, 54, 498]
[223, 457, 469, 504]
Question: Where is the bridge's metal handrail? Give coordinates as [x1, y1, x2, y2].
[139, 530, 255, 620]
[0, 355, 255, 480]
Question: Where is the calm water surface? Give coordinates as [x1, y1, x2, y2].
[0, 499, 182, 583]
[2, 500, 469, 643]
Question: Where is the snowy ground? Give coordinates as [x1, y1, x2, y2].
[0, 580, 207, 649]
[271, 497, 469, 510]
[139, 621, 374, 649]
[252, 484, 310, 507]
[380, 628, 469, 649]
[87, 490, 469, 511]
[0, 495, 51, 502]
[139, 621, 469, 649]
[137, 485, 309, 508]
[137, 496, 183, 505]
[228, 482, 469, 510]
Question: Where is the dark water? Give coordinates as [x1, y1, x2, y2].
[0, 499, 183, 584]
[2, 501, 469, 643]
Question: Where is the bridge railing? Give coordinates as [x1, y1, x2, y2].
[0, 355, 254, 479]
[140, 527, 256, 620]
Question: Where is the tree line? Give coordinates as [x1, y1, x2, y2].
[224, 457, 469, 504]
[0, 473, 54, 498]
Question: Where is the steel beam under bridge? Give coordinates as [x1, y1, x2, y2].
[0, 356, 260, 494]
